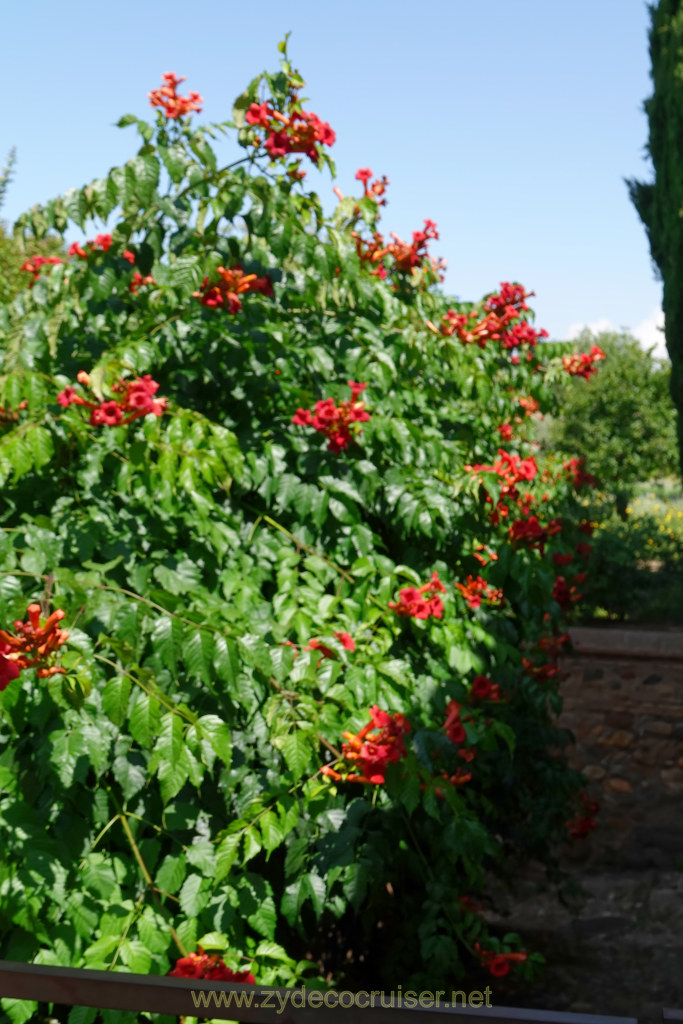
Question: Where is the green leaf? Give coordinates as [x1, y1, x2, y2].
[119, 939, 151, 974]
[186, 841, 216, 875]
[125, 154, 159, 208]
[179, 872, 209, 916]
[196, 714, 231, 768]
[215, 834, 241, 883]
[1, 998, 37, 1024]
[68, 1007, 98, 1024]
[277, 731, 312, 781]
[258, 810, 285, 853]
[102, 676, 132, 727]
[158, 143, 190, 184]
[155, 712, 184, 762]
[150, 615, 182, 677]
[112, 752, 146, 801]
[62, 186, 88, 229]
[238, 634, 273, 679]
[196, 931, 229, 952]
[129, 693, 162, 749]
[156, 852, 187, 895]
[185, 629, 215, 683]
[26, 425, 54, 471]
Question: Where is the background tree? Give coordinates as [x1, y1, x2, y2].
[0, 147, 63, 304]
[626, 0, 683, 476]
[539, 330, 679, 516]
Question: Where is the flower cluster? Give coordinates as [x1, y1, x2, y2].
[0, 399, 28, 425]
[279, 632, 355, 666]
[474, 942, 528, 978]
[518, 394, 541, 417]
[20, 254, 62, 286]
[57, 372, 167, 427]
[292, 381, 370, 453]
[148, 72, 203, 119]
[563, 344, 606, 380]
[129, 271, 157, 294]
[321, 706, 411, 785]
[120, 248, 156, 292]
[169, 948, 255, 983]
[444, 696, 475, 761]
[353, 167, 389, 206]
[193, 264, 273, 313]
[561, 456, 596, 490]
[426, 282, 547, 356]
[350, 219, 440, 281]
[471, 544, 498, 568]
[246, 100, 335, 166]
[388, 572, 446, 620]
[454, 575, 504, 610]
[520, 627, 572, 684]
[508, 514, 562, 554]
[332, 171, 445, 284]
[552, 574, 585, 610]
[566, 791, 600, 839]
[0, 604, 69, 690]
[465, 449, 546, 527]
[469, 674, 501, 702]
[68, 234, 113, 259]
[466, 449, 537, 489]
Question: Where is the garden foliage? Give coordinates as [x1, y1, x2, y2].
[0, 40, 604, 1022]
[541, 329, 679, 498]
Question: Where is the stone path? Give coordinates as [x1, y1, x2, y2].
[480, 859, 683, 1023]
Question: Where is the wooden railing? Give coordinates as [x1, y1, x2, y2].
[0, 961, 639, 1024]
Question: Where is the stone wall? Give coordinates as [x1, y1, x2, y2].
[482, 628, 683, 1022]
[556, 628, 683, 870]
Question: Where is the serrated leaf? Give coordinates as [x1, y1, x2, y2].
[112, 753, 146, 801]
[179, 872, 209, 916]
[279, 731, 312, 781]
[158, 143, 190, 184]
[119, 939, 151, 974]
[150, 615, 182, 677]
[185, 629, 215, 683]
[102, 676, 132, 727]
[196, 714, 231, 768]
[156, 852, 187, 895]
[258, 810, 285, 853]
[215, 834, 241, 882]
[129, 693, 162, 748]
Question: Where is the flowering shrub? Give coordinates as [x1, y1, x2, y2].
[0, 38, 605, 1021]
[291, 380, 370, 452]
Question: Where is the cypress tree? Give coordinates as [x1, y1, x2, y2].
[626, 0, 683, 477]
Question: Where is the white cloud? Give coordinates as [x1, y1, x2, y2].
[564, 308, 668, 363]
[631, 307, 667, 362]
[566, 317, 614, 340]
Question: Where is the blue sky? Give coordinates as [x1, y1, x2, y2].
[0, 0, 665, 355]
